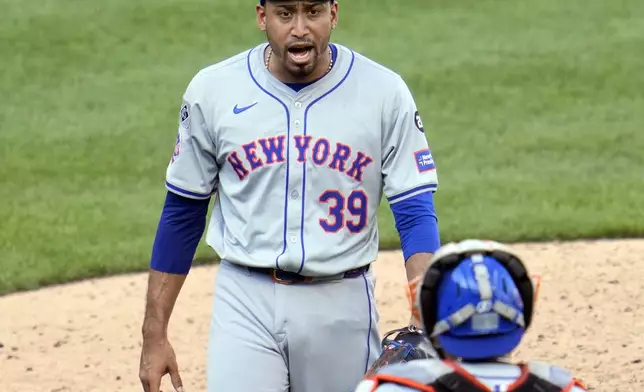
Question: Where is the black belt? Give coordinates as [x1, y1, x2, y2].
[248, 264, 370, 285]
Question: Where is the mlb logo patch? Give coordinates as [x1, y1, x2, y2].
[179, 103, 190, 129]
[414, 149, 435, 173]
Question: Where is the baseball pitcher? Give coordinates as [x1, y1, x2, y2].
[138, 1, 442, 391]
[355, 240, 588, 392]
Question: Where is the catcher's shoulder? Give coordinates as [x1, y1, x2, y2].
[379, 358, 451, 378]
[354, 359, 451, 391]
[525, 360, 588, 391]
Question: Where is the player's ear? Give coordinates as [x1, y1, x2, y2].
[330, 1, 339, 29]
[256, 5, 267, 32]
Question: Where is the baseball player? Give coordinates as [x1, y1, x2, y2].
[354, 239, 588, 392]
[138, 1, 441, 391]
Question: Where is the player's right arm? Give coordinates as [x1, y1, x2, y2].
[140, 71, 218, 392]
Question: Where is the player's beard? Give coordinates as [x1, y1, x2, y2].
[270, 37, 330, 81]
[286, 45, 319, 78]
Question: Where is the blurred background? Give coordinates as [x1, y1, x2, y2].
[1, 0, 642, 295]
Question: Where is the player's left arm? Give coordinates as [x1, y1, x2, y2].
[393, 193, 439, 289]
[381, 75, 441, 324]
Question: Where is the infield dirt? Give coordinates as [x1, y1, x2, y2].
[1, 239, 643, 391]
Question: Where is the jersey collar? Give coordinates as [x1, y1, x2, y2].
[248, 42, 354, 101]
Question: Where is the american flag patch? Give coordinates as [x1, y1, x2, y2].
[414, 149, 435, 172]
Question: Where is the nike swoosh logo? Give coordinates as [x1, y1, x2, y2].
[233, 102, 258, 114]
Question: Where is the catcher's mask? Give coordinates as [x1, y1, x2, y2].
[416, 239, 539, 361]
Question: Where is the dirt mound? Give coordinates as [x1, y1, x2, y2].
[1, 239, 642, 391]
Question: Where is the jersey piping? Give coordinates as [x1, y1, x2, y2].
[298, 49, 356, 274]
[246, 46, 292, 269]
[387, 183, 437, 204]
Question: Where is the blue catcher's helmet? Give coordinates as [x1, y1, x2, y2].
[417, 240, 537, 361]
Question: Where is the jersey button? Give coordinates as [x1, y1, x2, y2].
[294, 101, 302, 109]
[291, 190, 299, 199]
[290, 235, 297, 243]
[294, 120, 301, 127]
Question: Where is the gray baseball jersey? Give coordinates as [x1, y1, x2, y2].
[354, 359, 587, 392]
[166, 42, 438, 276]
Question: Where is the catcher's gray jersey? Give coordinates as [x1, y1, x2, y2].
[166, 42, 438, 276]
[354, 359, 587, 392]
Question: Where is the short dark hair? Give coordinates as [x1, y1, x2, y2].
[260, 0, 334, 5]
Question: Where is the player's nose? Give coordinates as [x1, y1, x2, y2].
[290, 15, 310, 38]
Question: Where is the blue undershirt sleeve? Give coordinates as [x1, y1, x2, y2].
[149, 191, 210, 274]
[390, 191, 441, 262]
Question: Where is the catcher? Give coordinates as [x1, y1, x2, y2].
[357, 239, 588, 392]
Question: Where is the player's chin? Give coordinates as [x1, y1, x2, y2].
[285, 46, 317, 69]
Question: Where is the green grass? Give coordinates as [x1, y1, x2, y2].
[1, 0, 643, 294]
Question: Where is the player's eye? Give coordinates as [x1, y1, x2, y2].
[278, 10, 292, 18]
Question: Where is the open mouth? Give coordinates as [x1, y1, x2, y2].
[287, 44, 314, 64]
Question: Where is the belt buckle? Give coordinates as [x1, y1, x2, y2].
[272, 269, 294, 285]
[271, 269, 312, 285]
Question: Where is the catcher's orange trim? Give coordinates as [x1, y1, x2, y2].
[443, 360, 509, 391]
[444, 361, 550, 392]
[506, 364, 532, 391]
[563, 378, 588, 392]
[365, 374, 435, 392]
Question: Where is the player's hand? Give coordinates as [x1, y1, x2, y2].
[139, 334, 184, 392]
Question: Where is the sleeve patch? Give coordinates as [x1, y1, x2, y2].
[414, 111, 424, 133]
[180, 103, 190, 129]
[414, 149, 435, 172]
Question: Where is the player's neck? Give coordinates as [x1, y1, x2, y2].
[265, 45, 333, 84]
